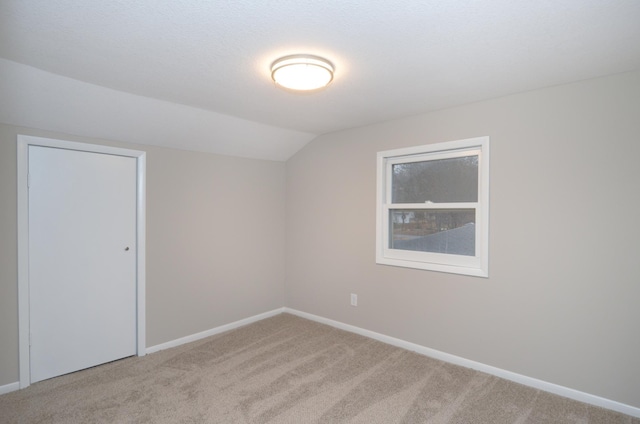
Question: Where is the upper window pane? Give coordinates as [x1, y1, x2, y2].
[392, 155, 478, 203]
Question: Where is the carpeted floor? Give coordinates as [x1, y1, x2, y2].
[1, 313, 637, 423]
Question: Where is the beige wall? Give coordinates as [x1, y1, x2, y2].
[0, 123, 286, 386]
[285, 71, 640, 408]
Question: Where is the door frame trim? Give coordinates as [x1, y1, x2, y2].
[17, 135, 147, 388]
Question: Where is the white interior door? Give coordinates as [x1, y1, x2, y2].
[28, 145, 137, 383]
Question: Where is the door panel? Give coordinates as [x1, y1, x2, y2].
[29, 146, 137, 383]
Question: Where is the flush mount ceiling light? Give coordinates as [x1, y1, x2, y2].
[271, 54, 334, 91]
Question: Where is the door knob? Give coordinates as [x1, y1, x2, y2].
[125, 247, 130, 251]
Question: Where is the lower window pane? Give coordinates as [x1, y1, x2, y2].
[390, 209, 475, 256]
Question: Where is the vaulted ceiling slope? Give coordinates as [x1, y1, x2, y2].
[1, 1, 639, 160]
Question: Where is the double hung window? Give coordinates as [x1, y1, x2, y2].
[376, 137, 489, 277]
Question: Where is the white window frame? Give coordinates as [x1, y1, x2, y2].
[376, 136, 489, 277]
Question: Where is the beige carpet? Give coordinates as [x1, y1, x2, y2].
[1, 313, 637, 423]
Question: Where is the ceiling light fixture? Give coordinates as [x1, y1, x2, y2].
[271, 54, 334, 91]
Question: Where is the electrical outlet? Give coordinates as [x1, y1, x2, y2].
[350, 293, 358, 306]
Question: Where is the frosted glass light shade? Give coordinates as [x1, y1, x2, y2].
[271, 55, 334, 91]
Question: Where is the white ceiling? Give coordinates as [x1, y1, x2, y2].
[1, 0, 639, 160]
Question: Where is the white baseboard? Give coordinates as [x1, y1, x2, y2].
[0, 381, 20, 395]
[283, 307, 640, 419]
[146, 307, 285, 354]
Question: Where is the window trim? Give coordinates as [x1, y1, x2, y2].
[376, 136, 489, 277]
